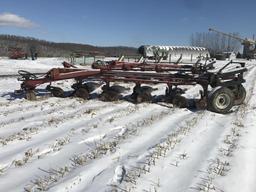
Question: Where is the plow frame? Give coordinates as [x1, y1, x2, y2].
[17, 60, 247, 113]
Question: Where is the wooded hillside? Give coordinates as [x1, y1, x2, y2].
[0, 34, 138, 57]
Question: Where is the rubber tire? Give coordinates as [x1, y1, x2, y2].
[208, 87, 234, 114]
[74, 88, 89, 100]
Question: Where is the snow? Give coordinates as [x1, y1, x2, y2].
[0, 57, 64, 75]
[0, 57, 255, 192]
[111, 165, 126, 184]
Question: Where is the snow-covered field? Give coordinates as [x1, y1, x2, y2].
[0, 58, 256, 192]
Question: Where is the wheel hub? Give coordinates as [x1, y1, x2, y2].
[216, 93, 230, 109]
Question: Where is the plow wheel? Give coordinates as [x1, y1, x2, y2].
[72, 82, 101, 93]
[51, 87, 64, 97]
[136, 92, 152, 103]
[46, 85, 64, 98]
[195, 99, 207, 110]
[74, 87, 89, 99]
[25, 90, 36, 101]
[85, 82, 101, 93]
[100, 90, 121, 102]
[172, 95, 187, 108]
[229, 84, 246, 105]
[208, 87, 234, 114]
[105, 85, 129, 94]
[132, 86, 153, 103]
[234, 85, 246, 105]
[100, 84, 126, 102]
[165, 86, 186, 103]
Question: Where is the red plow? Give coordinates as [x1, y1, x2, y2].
[17, 60, 247, 114]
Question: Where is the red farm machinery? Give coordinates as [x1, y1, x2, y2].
[16, 59, 247, 114]
[8, 47, 27, 59]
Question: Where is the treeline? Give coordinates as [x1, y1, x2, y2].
[190, 32, 241, 56]
[0, 34, 138, 57]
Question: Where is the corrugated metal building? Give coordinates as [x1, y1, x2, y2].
[139, 45, 210, 62]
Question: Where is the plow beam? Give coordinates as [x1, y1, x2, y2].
[20, 68, 101, 90]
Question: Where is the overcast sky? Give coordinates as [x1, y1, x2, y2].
[0, 0, 255, 47]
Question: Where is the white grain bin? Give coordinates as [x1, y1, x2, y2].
[138, 45, 210, 62]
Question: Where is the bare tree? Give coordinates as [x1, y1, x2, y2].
[190, 32, 241, 56]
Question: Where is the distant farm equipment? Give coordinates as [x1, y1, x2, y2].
[209, 28, 256, 59]
[8, 46, 38, 60]
[69, 51, 104, 64]
[8, 47, 27, 59]
[16, 59, 247, 114]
